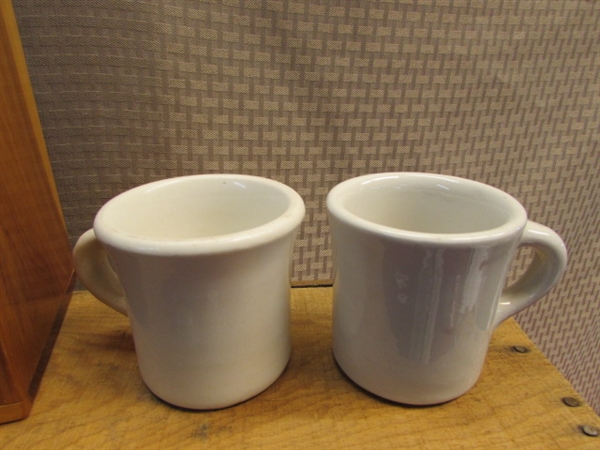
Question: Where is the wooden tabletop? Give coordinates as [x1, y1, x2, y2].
[1, 287, 598, 449]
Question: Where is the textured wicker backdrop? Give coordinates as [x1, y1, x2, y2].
[14, 0, 599, 413]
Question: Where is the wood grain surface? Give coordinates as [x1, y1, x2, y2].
[0, 0, 74, 423]
[1, 287, 598, 449]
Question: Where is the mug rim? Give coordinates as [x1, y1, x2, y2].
[93, 174, 305, 255]
[326, 172, 528, 245]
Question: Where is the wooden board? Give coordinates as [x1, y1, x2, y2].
[0, 0, 74, 423]
[0, 288, 598, 449]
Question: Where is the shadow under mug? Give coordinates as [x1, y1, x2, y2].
[73, 174, 305, 410]
[327, 172, 567, 405]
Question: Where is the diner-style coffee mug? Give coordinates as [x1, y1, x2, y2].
[73, 174, 305, 409]
[327, 172, 567, 405]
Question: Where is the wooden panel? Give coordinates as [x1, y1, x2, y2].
[0, 0, 74, 423]
[1, 288, 598, 448]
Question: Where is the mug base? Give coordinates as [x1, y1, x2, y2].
[333, 351, 475, 406]
[141, 355, 291, 411]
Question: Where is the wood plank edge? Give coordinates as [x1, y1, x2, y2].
[291, 280, 333, 288]
[27, 271, 76, 399]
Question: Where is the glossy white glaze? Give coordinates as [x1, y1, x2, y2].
[74, 174, 305, 409]
[327, 173, 567, 405]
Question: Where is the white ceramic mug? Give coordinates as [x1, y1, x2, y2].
[327, 173, 567, 405]
[73, 174, 305, 409]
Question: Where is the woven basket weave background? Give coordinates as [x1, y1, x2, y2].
[13, 0, 599, 413]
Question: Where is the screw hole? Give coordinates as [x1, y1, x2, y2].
[512, 345, 530, 353]
[562, 397, 580, 407]
[581, 425, 598, 437]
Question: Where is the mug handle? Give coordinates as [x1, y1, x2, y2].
[73, 229, 129, 316]
[492, 221, 567, 328]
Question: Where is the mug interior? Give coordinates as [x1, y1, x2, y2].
[100, 176, 293, 240]
[337, 174, 522, 235]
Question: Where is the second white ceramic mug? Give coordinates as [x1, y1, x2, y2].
[327, 173, 567, 405]
[73, 174, 305, 409]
